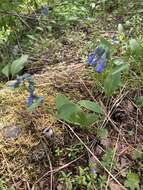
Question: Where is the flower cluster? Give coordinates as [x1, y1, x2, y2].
[10, 74, 43, 108]
[87, 47, 107, 73]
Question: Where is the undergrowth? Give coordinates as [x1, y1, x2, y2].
[0, 1, 143, 190]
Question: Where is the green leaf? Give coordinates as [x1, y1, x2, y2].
[57, 103, 82, 122]
[101, 149, 115, 170]
[104, 73, 122, 96]
[100, 37, 111, 48]
[27, 34, 37, 41]
[79, 113, 98, 128]
[56, 94, 70, 110]
[136, 96, 143, 107]
[113, 59, 125, 66]
[78, 100, 103, 114]
[72, 111, 89, 127]
[2, 64, 11, 78]
[10, 54, 28, 78]
[129, 39, 139, 51]
[112, 64, 129, 75]
[97, 128, 108, 139]
[118, 23, 124, 33]
[132, 149, 143, 160]
[124, 172, 140, 190]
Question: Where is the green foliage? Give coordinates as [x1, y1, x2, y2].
[66, 144, 84, 160]
[55, 147, 63, 157]
[124, 172, 140, 190]
[104, 72, 122, 97]
[2, 54, 28, 78]
[97, 128, 108, 139]
[59, 167, 97, 190]
[59, 171, 73, 190]
[88, 20, 143, 97]
[136, 96, 143, 108]
[56, 94, 103, 128]
[129, 39, 140, 52]
[132, 148, 143, 160]
[118, 23, 124, 33]
[96, 176, 107, 189]
[101, 149, 116, 170]
[0, 179, 15, 190]
[78, 100, 103, 114]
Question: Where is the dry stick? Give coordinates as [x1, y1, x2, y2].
[60, 120, 127, 190]
[135, 108, 139, 144]
[100, 84, 128, 129]
[109, 166, 130, 182]
[33, 155, 83, 186]
[14, 12, 31, 29]
[41, 139, 53, 190]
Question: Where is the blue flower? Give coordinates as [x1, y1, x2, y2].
[87, 51, 97, 66]
[27, 95, 34, 107]
[87, 47, 105, 66]
[41, 5, 49, 16]
[27, 94, 44, 107]
[87, 47, 108, 73]
[96, 53, 107, 73]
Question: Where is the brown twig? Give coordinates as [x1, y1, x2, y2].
[60, 120, 127, 190]
[33, 154, 84, 186]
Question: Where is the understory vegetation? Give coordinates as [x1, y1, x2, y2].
[0, 1, 143, 190]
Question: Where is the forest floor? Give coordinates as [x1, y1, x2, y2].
[0, 12, 143, 190]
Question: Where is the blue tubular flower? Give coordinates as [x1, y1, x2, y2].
[87, 51, 97, 65]
[96, 53, 107, 73]
[87, 47, 105, 66]
[27, 95, 34, 107]
[27, 94, 44, 107]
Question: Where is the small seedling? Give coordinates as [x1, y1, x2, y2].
[124, 172, 140, 190]
[56, 94, 103, 129]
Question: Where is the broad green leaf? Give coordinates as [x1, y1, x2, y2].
[136, 96, 143, 107]
[57, 103, 82, 122]
[78, 100, 103, 114]
[129, 39, 139, 51]
[112, 64, 129, 75]
[104, 73, 122, 96]
[124, 173, 140, 190]
[56, 94, 70, 110]
[78, 113, 98, 128]
[71, 111, 89, 127]
[2, 64, 10, 78]
[113, 59, 125, 66]
[118, 23, 124, 33]
[27, 34, 37, 41]
[10, 54, 28, 78]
